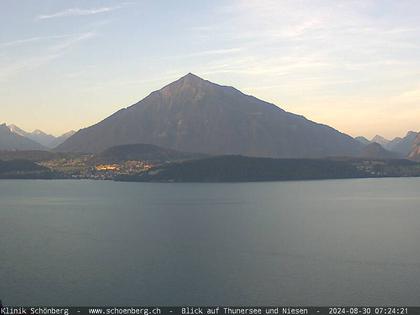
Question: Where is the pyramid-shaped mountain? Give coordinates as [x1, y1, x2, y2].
[57, 73, 362, 157]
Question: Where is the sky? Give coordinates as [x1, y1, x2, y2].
[1, 0, 419, 139]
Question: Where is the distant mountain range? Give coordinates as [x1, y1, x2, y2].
[57, 73, 364, 158]
[4, 124, 75, 149]
[1, 74, 417, 161]
[387, 131, 419, 156]
[8, 124, 56, 148]
[0, 124, 46, 151]
[356, 131, 419, 157]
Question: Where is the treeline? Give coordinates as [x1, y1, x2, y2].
[117, 155, 371, 182]
[0, 159, 62, 179]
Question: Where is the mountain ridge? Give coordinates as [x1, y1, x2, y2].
[7, 124, 75, 148]
[0, 123, 47, 151]
[357, 131, 419, 157]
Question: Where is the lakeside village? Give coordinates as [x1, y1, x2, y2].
[39, 156, 154, 180]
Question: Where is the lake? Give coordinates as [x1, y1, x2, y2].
[0, 178, 420, 305]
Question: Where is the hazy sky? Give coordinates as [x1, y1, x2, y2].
[1, 0, 419, 139]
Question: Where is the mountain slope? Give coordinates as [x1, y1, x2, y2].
[57, 73, 362, 158]
[355, 136, 370, 145]
[387, 131, 419, 156]
[0, 124, 46, 151]
[50, 130, 76, 148]
[408, 134, 420, 161]
[359, 142, 399, 159]
[91, 143, 206, 164]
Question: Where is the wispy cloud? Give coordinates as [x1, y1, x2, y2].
[187, 48, 243, 57]
[165, 48, 243, 60]
[0, 34, 73, 48]
[50, 32, 96, 51]
[0, 32, 96, 81]
[37, 6, 120, 20]
[187, 0, 420, 90]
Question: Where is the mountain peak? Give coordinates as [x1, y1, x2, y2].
[178, 72, 206, 82]
[158, 73, 216, 98]
[176, 72, 208, 85]
[183, 72, 201, 79]
[406, 131, 418, 137]
[355, 136, 370, 145]
[33, 129, 47, 135]
[371, 135, 390, 145]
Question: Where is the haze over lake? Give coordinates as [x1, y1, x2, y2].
[1, 179, 420, 305]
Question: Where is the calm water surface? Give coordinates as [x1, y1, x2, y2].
[0, 178, 420, 305]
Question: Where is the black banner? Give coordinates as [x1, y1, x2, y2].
[0, 307, 418, 315]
